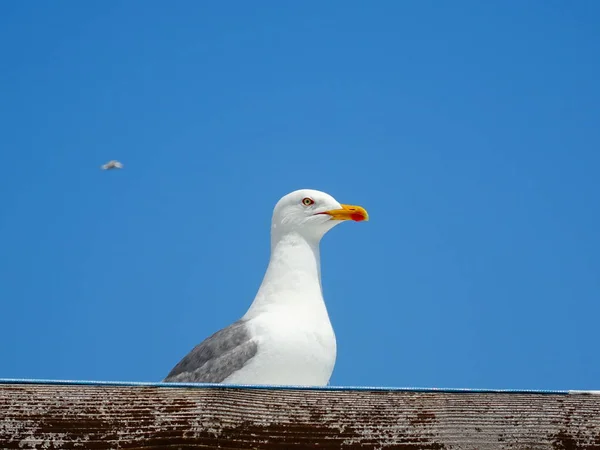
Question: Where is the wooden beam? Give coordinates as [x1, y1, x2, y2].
[2, 382, 600, 449]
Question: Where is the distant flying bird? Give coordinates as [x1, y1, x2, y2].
[101, 160, 123, 170]
[163, 189, 369, 386]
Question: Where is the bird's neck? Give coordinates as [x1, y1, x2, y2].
[244, 232, 325, 318]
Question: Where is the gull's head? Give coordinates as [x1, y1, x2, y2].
[271, 189, 368, 242]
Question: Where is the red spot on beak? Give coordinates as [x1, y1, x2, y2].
[318, 204, 369, 222]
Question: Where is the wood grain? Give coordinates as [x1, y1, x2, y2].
[2, 383, 600, 449]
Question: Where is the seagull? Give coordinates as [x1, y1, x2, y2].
[163, 189, 369, 386]
[101, 160, 123, 170]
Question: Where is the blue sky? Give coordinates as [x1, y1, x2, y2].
[1, 1, 599, 391]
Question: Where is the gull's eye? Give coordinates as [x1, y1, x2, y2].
[302, 197, 315, 206]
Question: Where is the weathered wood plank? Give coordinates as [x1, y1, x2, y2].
[1, 383, 600, 449]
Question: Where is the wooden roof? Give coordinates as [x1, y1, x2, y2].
[2, 380, 600, 449]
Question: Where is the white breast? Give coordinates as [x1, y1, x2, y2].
[223, 307, 337, 386]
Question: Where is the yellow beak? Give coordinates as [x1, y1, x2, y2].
[321, 204, 369, 222]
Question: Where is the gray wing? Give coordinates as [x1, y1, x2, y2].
[163, 320, 258, 383]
